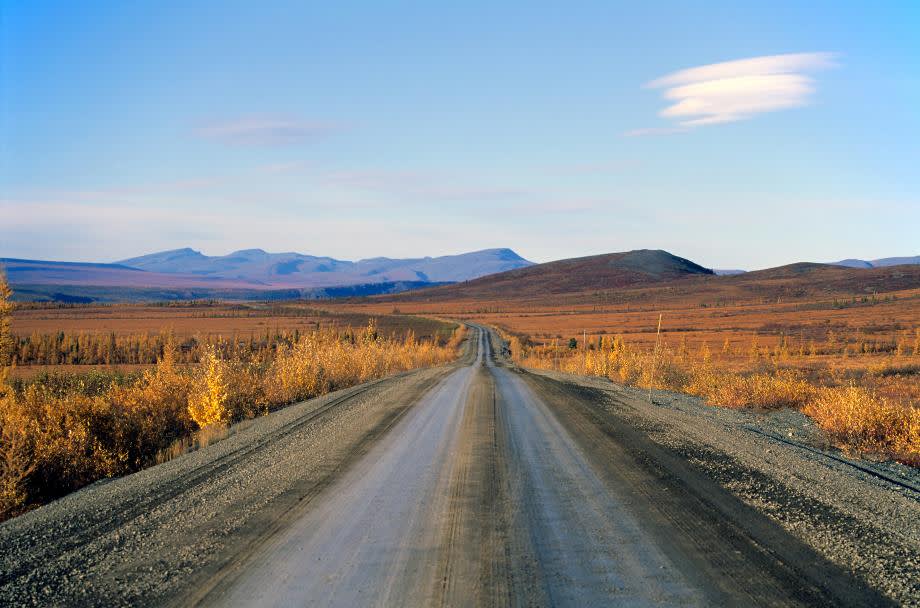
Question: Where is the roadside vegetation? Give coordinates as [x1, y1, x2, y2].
[506, 330, 920, 466]
[348, 270, 919, 467]
[0, 274, 466, 522]
[8, 301, 451, 370]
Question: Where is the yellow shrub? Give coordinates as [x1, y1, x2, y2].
[642, 351, 690, 391]
[805, 385, 919, 465]
[0, 386, 35, 518]
[687, 369, 814, 410]
[187, 346, 231, 429]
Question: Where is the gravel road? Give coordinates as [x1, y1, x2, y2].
[1, 325, 916, 606]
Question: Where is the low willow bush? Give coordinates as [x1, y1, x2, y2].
[0, 322, 464, 521]
[509, 333, 919, 466]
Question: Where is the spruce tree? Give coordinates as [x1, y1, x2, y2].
[0, 269, 13, 368]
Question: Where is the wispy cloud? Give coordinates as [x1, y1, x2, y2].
[321, 169, 527, 202]
[194, 116, 342, 146]
[629, 52, 838, 134]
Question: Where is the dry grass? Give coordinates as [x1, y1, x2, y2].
[0, 321, 465, 521]
[508, 331, 919, 466]
[155, 423, 230, 466]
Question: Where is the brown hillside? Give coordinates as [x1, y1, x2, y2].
[372, 257, 920, 312]
[717, 263, 920, 300]
[397, 249, 714, 300]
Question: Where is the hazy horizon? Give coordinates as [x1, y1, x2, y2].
[2, 242, 917, 273]
[3, 2, 918, 269]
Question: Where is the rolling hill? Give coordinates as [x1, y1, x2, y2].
[386, 251, 920, 306]
[396, 249, 715, 300]
[715, 262, 920, 298]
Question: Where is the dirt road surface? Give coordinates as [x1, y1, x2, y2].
[1, 326, 917, 606]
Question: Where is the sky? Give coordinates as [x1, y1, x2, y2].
[1, 1, 918, 270]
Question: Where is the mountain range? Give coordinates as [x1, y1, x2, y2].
[1, 248, 534, 302]
[710, 255, 920, 276]
[117, 247, 532, 285]
[3, 247, 919, 303]
[830, 256, 920, 269]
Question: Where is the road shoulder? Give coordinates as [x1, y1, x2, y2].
[522, 367, 919, 606]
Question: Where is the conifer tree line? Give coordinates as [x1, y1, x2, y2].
[8, 326, 456, 367]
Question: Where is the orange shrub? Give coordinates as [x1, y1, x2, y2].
[687, 368, 814, 410]
[0, 355, 194, 519]
[0, 322, 465, 521]
[187, 346, 231, 428]
[505, 327, 916, 465]
[805, 385, 920, 465]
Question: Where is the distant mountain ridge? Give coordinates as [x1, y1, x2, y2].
[1, 247, 534, 302]
[117, 247, 533, 285]
[6, 248, 919, 304]
[711, 255, 919, 276]
[831, 256, 920, 269]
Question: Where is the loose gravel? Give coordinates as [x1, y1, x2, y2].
[528, 368, 920, 606]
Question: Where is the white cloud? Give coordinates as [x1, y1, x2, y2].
[630, 52, 838, 134]
[194, 116, 342, 146]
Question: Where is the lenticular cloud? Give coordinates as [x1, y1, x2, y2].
[645, 52, 837, 128]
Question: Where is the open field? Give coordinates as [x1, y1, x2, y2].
[325, 283, 920, 378]
[11, 302, 448, 339]
[7, 302, 454, 370]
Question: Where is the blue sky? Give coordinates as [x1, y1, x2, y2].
[2, 1, 918, 269]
